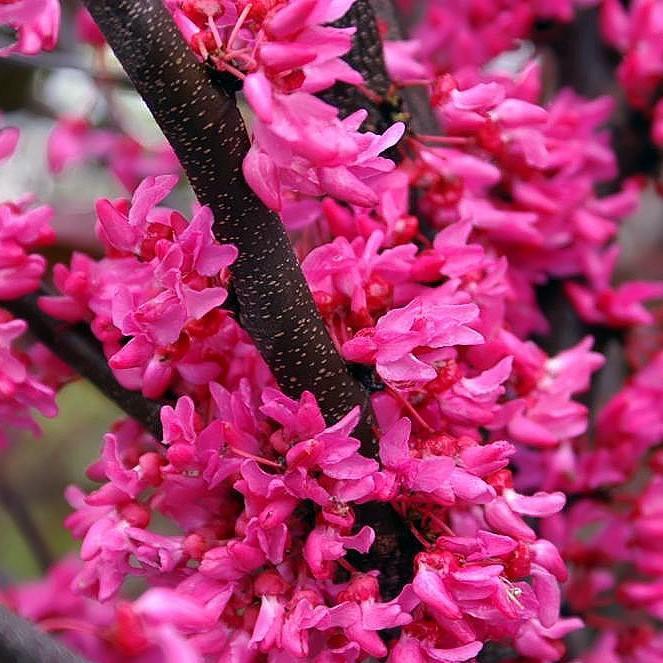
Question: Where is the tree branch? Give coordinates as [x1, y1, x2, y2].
[323, 0, 439, 245]
[318, 0, 432, 595]
[320, 0, 396, 133]
[0, 607, 88, 663]
[369, 0, 440, 137]
[535, 7, 660, 182]
[81, 0, 371, 437]
[2, 291, 165, 439]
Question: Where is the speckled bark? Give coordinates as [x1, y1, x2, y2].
[81, 0, 370, 435]
[351, 501, 420, 600]
[4, 291, 164, 438]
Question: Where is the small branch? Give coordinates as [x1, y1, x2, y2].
[319, 0, 426, 598]
[477, 644, 518, 662]
[321, 0, 396, 133]
[535, 8, 614, 99]
[323, 0, 439, 244]
[322, 0, 439, 138]
[535, 8, 660, 183]
[2, 291, 164, 439]
[534, 10, 634, 414]
[0, 478, 52, 573]
[369, 0, 440, 137]
[0, 607, 88, 663]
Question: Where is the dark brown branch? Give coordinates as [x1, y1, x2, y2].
[81, 0, 371, 438]
[534, 10, 634, 411]
[3, 291, 164, 439]
[324, 0, 439, 244]
[535, 7, 660, 182]
[477, 644, 518, 663]
[0, 607, 88, 663]
[321, 0, 396, 133]
[0, 478, 52, 573]
[349, 501, 420, 600]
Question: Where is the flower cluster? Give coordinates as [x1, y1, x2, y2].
[0, 316, 62, 450]
[41, 175, 242, 399]
[0, 119, 63, 448]
[0, 117, 54, 300]
[42, 380, 570, 661]
[409, 0, 599, 76]
[168, 0, 404, 224]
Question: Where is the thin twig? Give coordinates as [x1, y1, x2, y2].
[0, 478, 52, 573]
[317, 0, 427, 595]
[320, 0, 397, 134]
[322, 0, 439, 138]
[369, 0, 440, 137]
[3, 290, 165, 438]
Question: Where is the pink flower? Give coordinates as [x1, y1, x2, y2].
[0, 0, 60, 55]
[0, 119, 19, 162]
[47, 117, 117, 174]
[47, 118, 180, 190]
[283, 405, 380, 503]
[390, 634, 483, 662]
[383, 40, 431, 84]
[303, 230, 416, 328]
[380, 418, 455, 496]
[565, 246, 663, 327]
[244, 91, 404, 211]
[0, 198, 54, 299]
[501, 335, 604, 448]
[342, 296, 482, 386]
[515, 617, 584, 660]
[319, 574, 411, 658]
[599, 0, 663, 110]
[46, 176, 237, 398]
[303, 526, 374, 579]
[0, 319, 58, 448]
[75, 8, 105, 47]
[96, 174, 179, 254]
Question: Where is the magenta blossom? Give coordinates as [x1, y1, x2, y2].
[0, 0, 60, 55]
